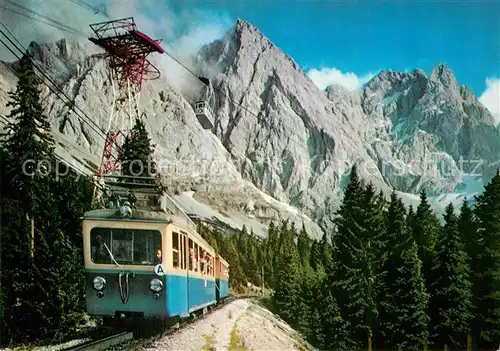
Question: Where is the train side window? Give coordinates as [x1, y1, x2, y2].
[194, 243, 199, 272]
[179, 234, 184, 269]
[189, 238, 194, 271]
[172, 231, 179, 268]
[183, 235, 188, 269]
[202, 252, 209, 275]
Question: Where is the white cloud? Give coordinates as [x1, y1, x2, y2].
[478, 77, 500, 125]
[0, 0, 233, 97]
[306, 67, 376, 91]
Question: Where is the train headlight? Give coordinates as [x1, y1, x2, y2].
[93, 276, 106, 291]
[150, 279, 163, 292]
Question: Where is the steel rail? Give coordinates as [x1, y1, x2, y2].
[64, 331, 133, 351]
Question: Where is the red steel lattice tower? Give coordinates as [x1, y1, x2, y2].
[88, 17, 164, 178]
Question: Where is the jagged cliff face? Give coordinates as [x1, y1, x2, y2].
[360, 67, 500, 194]
[196, 20, 393, 230]
[0, 37, 324, 239]
[1, 19, 498, 237]
[195, 19, 500, 229]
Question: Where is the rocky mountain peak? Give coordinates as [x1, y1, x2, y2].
[198, 19, 304, 80]
[325, 84, 360, 106]
[25, 39, 92, 83]
[430, 63, 454, 79]
[325, 84, 349, 99]
[28, 39, 88, 63]
[460, 84, 475, 101]
[413, 68, 427, 78]
[429, 63, 459, 92]
[235, 18, 263, 37]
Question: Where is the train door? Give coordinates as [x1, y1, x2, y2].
[166, 229, 189, 317]
[181, 232, 189, 317]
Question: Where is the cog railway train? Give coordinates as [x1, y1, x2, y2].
[82, 179, 229, 324]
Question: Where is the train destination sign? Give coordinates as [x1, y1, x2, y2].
[154, 264, 166, 276]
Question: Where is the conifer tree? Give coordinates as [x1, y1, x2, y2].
[320, 232, 333, 270]
[332, 172, 386, 349]
[266, 221, 279, 288]
[429, 203, 473, 350]
[458, 199, 479, 349]
[331, 165, 365, 347]
[458, 199, 477, 267]
[296, 265, 315, 336]
[224, 236, 245, 288]
[1, 53, 55, 211]
[308, 272, 325, 347]
[378, 192, 429, 350]
[1, 53, 92, 343]
[309, 239, 322, 271]
[471, 171, 500, 349]
[413, 189, 440, 285]
[297, 224, 311, 268]
[118, 118, 156, 178]
[273, 225, 301, 326]
[407, 204, 415, 228]
[316, 286, 352, 350]
[360, 183, 386, 349]
[0, 53, 57, 342]
[246, 234, 261, 285]
[277, 220, 290, 255]
[272, 219, 292, 287]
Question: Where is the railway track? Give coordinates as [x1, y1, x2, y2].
[64, 332, 134, 351]
[62, 295, 245, 351]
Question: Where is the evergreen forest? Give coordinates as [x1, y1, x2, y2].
[198, 166, 500, 351]
[1, 53, 499, 351]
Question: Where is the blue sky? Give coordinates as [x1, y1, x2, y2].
[179, 0, 499, 94]
[165, 0, 500, 120]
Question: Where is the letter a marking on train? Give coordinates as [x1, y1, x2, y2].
[154, 264, 166, 276]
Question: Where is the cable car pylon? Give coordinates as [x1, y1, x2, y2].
[88, 17, 164, 201]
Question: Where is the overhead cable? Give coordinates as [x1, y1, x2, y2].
[0, 22, 106, 142]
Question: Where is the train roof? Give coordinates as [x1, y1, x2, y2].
[83, 184, 226, 259]
[82, 208, 171, 223]
[216, 253, 229, 267]
[188, 229, 215, 256]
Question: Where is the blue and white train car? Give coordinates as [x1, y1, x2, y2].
[215, 254, 229, 301]
[82, 189, 223, 323]
[164, 224, 217, 317]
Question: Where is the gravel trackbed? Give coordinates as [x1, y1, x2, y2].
[141, 298, 312, 350]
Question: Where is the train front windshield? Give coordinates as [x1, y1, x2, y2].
[90, 227, 162, 265]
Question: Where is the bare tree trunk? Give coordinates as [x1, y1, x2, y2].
[368, 334, 372, 351]
[444, 343, 449, 351]
[30, 216, 34, 257]
[467, 331, 472, 351]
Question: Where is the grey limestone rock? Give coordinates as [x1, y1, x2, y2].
[1, 19, 498, 238]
